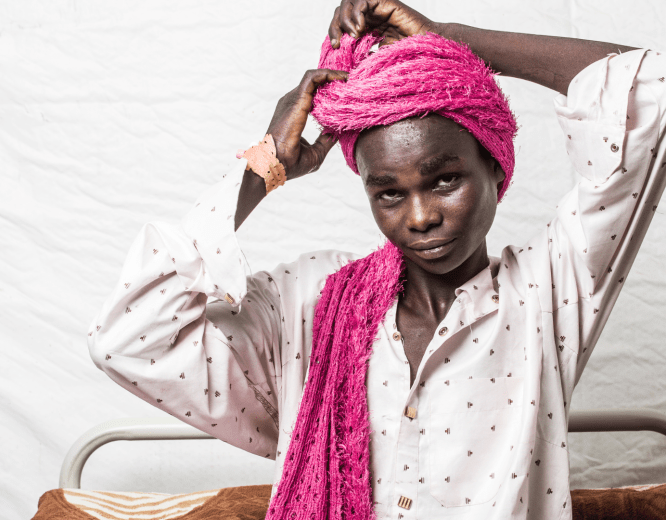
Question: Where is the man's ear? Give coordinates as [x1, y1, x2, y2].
[493, 160, 506, 194]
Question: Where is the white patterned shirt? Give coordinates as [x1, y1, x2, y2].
[88, 49, 666, 519]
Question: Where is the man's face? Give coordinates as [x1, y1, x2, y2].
[356, 114, 505, 277]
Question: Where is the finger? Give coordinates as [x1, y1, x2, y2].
[351, 0, 369, 34]
[300, 68, 349, 97]
[328, 6, 342, 48]
[339, 0, 359, 38]
[304, 132, 338, 174]
[313, 132, 338, 157]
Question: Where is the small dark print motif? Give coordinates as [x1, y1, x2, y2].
[185, 411, 191, 417]
[179, 372, 185, 379]
[548, 412, 553, 419]
[535, 460, 541, 466]
[105, 354, 111, 360]
[157, 398, 162, 403]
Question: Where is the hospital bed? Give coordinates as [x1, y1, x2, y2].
[33, 409, 666, 520]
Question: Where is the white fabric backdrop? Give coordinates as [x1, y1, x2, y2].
[1, 1, 665, 518]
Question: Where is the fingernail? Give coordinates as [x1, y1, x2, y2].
[331, 39, 337, 47]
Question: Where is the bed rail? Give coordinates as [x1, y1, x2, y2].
[59, 408, 666, 489]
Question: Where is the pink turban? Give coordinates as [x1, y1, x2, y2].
[311, 32, 518, 201]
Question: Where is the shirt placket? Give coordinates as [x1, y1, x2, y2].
[390, 325, 420, 519]
[389, 298, 472, 518]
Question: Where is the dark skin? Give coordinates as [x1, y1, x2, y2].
[356, 115, 504, 384]
[235, 0, 637, 387]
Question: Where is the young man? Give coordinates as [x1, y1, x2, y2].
[88, 1, 666, 518]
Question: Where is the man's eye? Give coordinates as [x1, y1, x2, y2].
[379, 189, 400, 201]
[435, 175, 459, 188]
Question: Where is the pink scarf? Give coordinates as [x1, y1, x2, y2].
[265, 241, 404, 520]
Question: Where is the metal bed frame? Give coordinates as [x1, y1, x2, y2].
[60, 408, 666, 489]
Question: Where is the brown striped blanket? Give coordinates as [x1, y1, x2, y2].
[33, 483, 666, 520]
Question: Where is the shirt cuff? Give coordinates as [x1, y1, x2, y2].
[176, 160, 250, 307]
[553, 48, 648, 184]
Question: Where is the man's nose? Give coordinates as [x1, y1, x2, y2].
[406, 194, 442, 232]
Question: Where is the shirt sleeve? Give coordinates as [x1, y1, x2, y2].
[547, 49, 666, 382]
[87, 161, 283, 459]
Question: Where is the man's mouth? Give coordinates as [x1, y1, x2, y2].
[408, 238, 456, 259]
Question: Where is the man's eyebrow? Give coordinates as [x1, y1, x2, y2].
[364, 173, 398, 188]
[419, 154, 461, 176]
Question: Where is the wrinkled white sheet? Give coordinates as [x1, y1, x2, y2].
[1, 1, 664, 519]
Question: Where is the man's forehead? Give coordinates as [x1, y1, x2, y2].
[356, 115, 477, 180]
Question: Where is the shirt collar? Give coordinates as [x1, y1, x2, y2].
[454, 256, 501, 322]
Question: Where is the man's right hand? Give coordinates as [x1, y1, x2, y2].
[267, 68, 348, 181]
[328, 0, 437, 49]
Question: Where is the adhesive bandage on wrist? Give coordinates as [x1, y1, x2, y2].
[236, 134, 287, 193]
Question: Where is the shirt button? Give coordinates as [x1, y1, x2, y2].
[393, 332, 402, 342]
[610, 143, 619, 153]
[492, 294, 499, 304]
[398, 496, 413, 510]
[405, 406, 417, 419]
[223, 293, 236, 305]
[438, 326, 448, 336]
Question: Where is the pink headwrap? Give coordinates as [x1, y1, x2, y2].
[311, 32, 518, 201]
